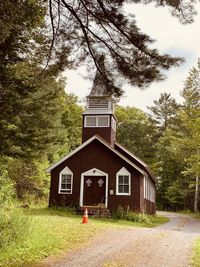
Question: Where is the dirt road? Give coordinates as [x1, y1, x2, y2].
[45, 212, 200, 267]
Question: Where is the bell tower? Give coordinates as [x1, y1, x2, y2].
[82, 69, 117, 147]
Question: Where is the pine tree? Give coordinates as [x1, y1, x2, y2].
[148, 93, 180, 131]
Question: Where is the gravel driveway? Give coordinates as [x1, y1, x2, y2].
[44, 212, 200, 267]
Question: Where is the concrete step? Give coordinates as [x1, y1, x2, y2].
[76, 207, 111, 218]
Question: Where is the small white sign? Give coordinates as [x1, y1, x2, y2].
[109, 190, 114, 195]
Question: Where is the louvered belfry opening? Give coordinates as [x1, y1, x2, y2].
[88, 97, 109, 109]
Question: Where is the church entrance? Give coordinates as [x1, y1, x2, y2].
[83, 176, 106, 206]
[80, 168, 108, 208]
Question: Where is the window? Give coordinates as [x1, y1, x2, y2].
[85, 116, 97, 127]
[59, 167, 73, 194]
[85, 116, 109, 127]
[98, 116, 109, 126]
[144, 175, 155, 203]
[116, 167, 131, 195]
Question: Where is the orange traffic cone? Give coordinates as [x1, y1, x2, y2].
[82, 208, 88, 224]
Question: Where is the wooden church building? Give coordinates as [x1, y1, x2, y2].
[47, 71, 156, 214]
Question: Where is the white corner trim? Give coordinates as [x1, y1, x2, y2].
[116, 167, 131, 196]
[80, 168, 108, 208]
[58, 166, 73, 194]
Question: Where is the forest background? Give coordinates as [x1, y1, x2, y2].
[0, 0, 200, 216]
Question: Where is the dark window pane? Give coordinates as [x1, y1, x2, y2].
[66, 184, 71, 190]
[66, 175, 71, 183]
[118, 175, 124, 184]
[61, 184, 67, 189]
[118, 185, 124, 193]
[61, 174, 67, 183]
[124, 185, 129, 193]
[123, 176, 129, 184]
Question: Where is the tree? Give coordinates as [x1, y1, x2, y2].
[47, 0, 191, 96]
[155, 59, 200, 211]
[0, 1, 74, 200]
[148, 93, 180, 131]
[116, 106, 157, 166]
[179, 60, 200, 211]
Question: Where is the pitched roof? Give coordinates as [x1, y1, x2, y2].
[114, 142, 156, 182]
[89, 70, 109, 97]
[46, 135, 148, 178]
[89, 55, 109, 97]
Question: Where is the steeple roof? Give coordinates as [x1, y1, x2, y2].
[89, 70, 108, 97]
[89, 55, 109, 97]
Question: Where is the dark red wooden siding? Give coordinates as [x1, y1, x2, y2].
[49, 139, 143, 212]
[82, 114, 116, 146]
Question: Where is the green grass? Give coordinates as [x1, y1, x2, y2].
[192, 213, 200, 267]
[193, 239, 200, 267]
[0, 208, 169, 267]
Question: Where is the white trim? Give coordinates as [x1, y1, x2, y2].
[115, 142, 156, 182]
[80, 168, 108, 208]
[115, 142, 148, 167]
[58, 166, 73, 194]
[116, 167, 131, 196]
[144, 175, 155, 203]
[46, 135, 147, 177]
[84, 115, 110, 127]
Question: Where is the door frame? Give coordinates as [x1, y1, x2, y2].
[80, 168, 108, 208]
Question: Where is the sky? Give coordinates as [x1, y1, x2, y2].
[64, 3, 200, 112]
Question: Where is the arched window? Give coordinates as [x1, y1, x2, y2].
[59, 166, 73, 194]
[116, 167, 131, 195]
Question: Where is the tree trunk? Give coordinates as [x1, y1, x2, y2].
[194, 172, 199, 213]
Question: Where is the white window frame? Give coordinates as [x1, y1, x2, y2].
[84, 115, 110, 127]
[116, 167, 131, 196]
[144, 175, 155, 203]
[58, 166, 73, 194]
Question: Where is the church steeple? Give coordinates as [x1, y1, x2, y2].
[82, 59, 117, 146]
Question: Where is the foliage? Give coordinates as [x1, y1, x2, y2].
[116, 106, 157, 166]
[0, 169, 31, 250]
[47, 0, 187, 97]
[148, 93, 180, 131]
[154, 59, 200, 211]
[0, 207, 169, 266]
[112, 206, 151, 224]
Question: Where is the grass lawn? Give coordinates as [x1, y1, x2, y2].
[193, 239, 200, 267]
[0, 207, 169, 267]
[192, 213, 200, 267]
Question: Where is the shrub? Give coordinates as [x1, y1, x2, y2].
[125, 212, 152, 224]
[112, 206, 152, 224]
[112, 206, 126, 219]
[0, 205, 30, 248]
[0, 168, 31, 249]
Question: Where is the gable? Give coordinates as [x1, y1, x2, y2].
[46, 135, 147, 177]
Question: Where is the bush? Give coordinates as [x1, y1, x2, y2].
[0, 168, 31, 249]
[112, 206, 152, 224]
[0, 205, 30, 248]
[125, 212, 152, 224]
